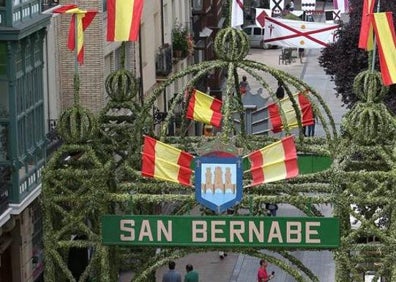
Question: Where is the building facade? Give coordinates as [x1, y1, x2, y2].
[0, 0, 203, 280]
[0, 0, 51, 280]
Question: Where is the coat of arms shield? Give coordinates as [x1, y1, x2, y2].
[195, 156, 243, 214]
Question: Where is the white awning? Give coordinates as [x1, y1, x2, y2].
[200, 27, 213, 37]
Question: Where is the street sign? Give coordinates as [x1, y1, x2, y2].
[101, 215, 339, 248]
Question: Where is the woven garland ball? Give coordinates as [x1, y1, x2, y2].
[353, 70, 388, 103]
[344, 103, 395, 145]
[58, 106, 97, 144]
[214, 27, 249, 61]
[105, 69, 137, 102]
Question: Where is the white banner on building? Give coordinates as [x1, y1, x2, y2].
[255, 8, 272, 28]
[263, 16, 339, 48]
[333, 0, 349, 14]
[231, 0, 244, 28]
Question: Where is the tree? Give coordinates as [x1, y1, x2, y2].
[319, 0, 396, 114]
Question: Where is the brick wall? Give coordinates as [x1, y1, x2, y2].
[56, 0, 129, 114]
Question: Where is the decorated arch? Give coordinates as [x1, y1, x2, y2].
[42, 27, 396, 282]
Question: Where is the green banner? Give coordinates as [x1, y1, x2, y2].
[101, 215, 339, 248]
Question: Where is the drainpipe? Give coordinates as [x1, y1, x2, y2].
[160, 0, 166, 112]
[138, 28, 144, 106]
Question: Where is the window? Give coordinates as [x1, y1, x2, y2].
[25, 39, 32, 69]
[0, 123, 8, 161]
[0, 43, 6, 75]
[102, 0, 107, 12]
[243, 28, 252, 36]
[0, 81, 8, 117]
[253, 28, 262, 35]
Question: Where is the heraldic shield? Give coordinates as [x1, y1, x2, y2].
[195, 156, 243, 214]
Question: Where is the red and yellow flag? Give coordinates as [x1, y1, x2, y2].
[141, 136, 194, 186]
[268, 91, 314, 133]
[107, 0, 144, 41]
[245, 136, 299, 186]
[358, 0, 375, 50]
[371, 12, 396, 86]
[186, 89, 223, 127]
[53, 5, 97, 64]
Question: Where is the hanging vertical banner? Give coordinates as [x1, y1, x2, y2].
[371, 12, 396, 86]
[301, 0, 316, 13]
[231, 0, 244, 28]
[107, 0, 145, 41]
[333, 0, 349, 14]
[358, 0, 375, 50]
[325, 10, 340, 23]
[270, 0, 285, 16]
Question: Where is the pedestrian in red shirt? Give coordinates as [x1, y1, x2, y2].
[257, 259, 274, 282]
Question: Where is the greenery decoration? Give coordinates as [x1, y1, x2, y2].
[42, 21, 396, 282]
[214, 27, 250, 61]
[105, 69, 138, 102]
[172, 23, 189, 57]
[58, 105, 97, 144]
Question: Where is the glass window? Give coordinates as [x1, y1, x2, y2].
[16, 44, 22, 73]
[103, 0, 107, 11]
[35, 105, 44, 143]
[243, 28, 252, 35]
[253, 28, 262, 35]
[16, 82, 24, 114]
[34, 37, 40, 63]
[25, 40, 32, 69]
[26, 112, 33, 149]
[0, 43, 6, 75]
[0, 81, 9, 117]
[26, 73, 32, 109]
[0, 123, 8, 161]
[17, 118, 25, 156]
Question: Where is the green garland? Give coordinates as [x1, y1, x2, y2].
[42, 27, 396, 281]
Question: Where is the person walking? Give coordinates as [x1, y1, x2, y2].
[184, 264, 199, 282]
[276, 80, 285, 99]
[163, 261, 182, 282]
[298, 48, 304, 63]
[257, 259, 275, 282]
[289, 0, 295, 11]
[265, 203, 278, 216]
[307, 111, 317, 137]
[239, 75, 250, 95]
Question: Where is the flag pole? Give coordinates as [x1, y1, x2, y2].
[371, 0, 381, 72]
[73, 12, 80, 106]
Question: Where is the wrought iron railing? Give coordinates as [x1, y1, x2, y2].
[46, 119, 62, 156]
[41, 0, 58, 12]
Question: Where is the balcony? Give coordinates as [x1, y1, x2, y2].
[0, 165, 10, 214]
[155, 44, 172, 77]
[192, 0, 212, 14]
[41, 0, 59, 12]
